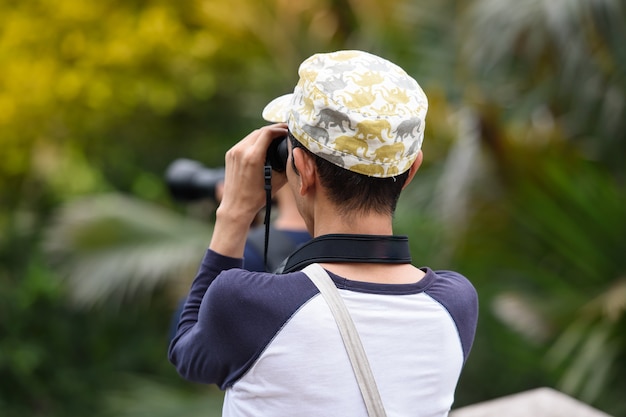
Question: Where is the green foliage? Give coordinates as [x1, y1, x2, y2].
[103, 375, 224, 417]
[510, 156, 626, 410]
[0, 238, 175, 416]
[453, 146, 626, 415]
[460, 0, 626, 174]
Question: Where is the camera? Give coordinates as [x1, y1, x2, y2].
[165, 136, 289, 202]
[265, 136, 289, 173]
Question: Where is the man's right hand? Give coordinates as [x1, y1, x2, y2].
[209, 124, 288, 258]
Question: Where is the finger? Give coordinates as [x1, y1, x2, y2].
[226, 124, 287, 170]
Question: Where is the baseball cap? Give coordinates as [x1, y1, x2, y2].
[262, 50, 428, 178]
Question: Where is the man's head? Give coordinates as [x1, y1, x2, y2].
[263, 50, 428, 216]
[263, 50, 428, 177]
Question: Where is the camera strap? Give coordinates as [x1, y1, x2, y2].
[263, 165, 274, 270]
[275, 234, 412, 274]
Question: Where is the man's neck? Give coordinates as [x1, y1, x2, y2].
[312, 212, 394, 237]
[304, 181, 395, 237]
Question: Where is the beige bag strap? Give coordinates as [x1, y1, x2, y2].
[302, 263, 387, 417]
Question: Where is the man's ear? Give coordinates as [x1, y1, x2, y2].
[402, 150, 423, 190]
[292, 148, 316, 196]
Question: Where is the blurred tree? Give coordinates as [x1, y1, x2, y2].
[459, 0, 626, 177]
[431, 0, 626, 414]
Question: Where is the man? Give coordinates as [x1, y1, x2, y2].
[169, 50, 478, 416]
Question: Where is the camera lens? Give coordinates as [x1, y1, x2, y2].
[165, 159, 225, 201]
[165, 137, 288, 203]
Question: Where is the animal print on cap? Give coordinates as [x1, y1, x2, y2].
[262, 50, 428, 178]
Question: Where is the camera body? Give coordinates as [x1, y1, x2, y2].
[165, 136, 289, 202]
[265, 136, 289, 174]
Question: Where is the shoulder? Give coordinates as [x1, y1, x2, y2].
[424, 269, 478, 361]
[424, 269, 477, 303]
[212, 268, 316, 293]
[208, 269, 320, 320]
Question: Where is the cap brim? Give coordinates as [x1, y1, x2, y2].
[262, 94, 293, 123]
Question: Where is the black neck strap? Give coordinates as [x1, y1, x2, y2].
[275, 234, 412, 274]
[263, 165, 273, 271]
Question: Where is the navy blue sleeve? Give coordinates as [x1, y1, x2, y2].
[425, 271, 478, 362]
[168, 249, 318, 388]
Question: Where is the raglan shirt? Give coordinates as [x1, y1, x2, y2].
[169, 249, 478, 417]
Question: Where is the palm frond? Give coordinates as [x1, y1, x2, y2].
[546, 319, 619, 404]
[44, 193, 212, 308]
[461, 0, 626, 164]
[503, 157, 626, 403]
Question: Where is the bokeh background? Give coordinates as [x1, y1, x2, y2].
[1, 0, 625, 416]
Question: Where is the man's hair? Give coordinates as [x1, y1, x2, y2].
[290, 134, 409, 216]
